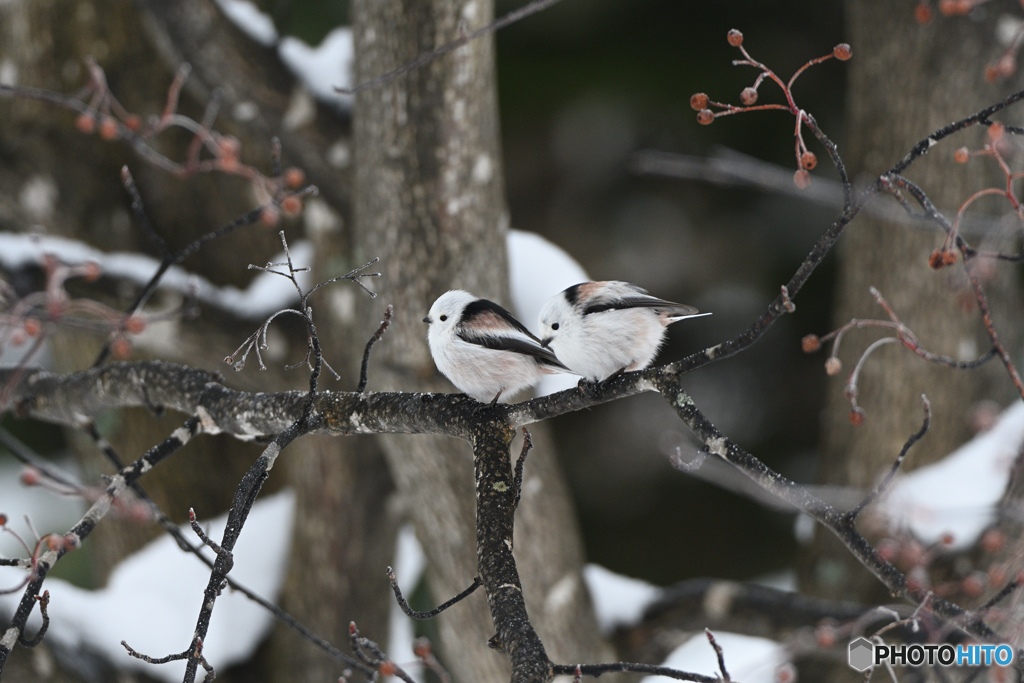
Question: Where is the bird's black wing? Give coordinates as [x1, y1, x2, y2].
[583, 296, 700, 317]
[457, 329, 570, 370]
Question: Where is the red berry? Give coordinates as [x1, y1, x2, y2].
[877, 538, 899, 562]
[124, 315, 146, 334]
[111, 337, 132, 359]
[938, 0, 966, 15]
[954, 146, 970, 163]
[218, 154, 240, 173]
[260, 206, 280, 228]
[124, 114, 142, 131]
[727, 29, 744, 47]
[942, 249, 958, 266]
[696, 109, 714, 125]
[219, 135, 241, 157]
[0, 514, 7, 526]
[793, 169, 811, 189]
[23, 318, 42, 337]
[690, 93, 709, 111]
[800, 151, 817, 170]
[928, 249, 946, 269]
[914, 2, 933, 23]
[281, 195, 303, 216]
[988, 121, 1005, 141]
[998, 55, 1017, 78]
[412, 638, 431, 657]
[740, 87, 758, 105]
[801, 334, 820, 353]
[75, 113, 96, 134]
[982, 529, 1006, 554]
[378, 661, 397, 676]
[824, 357, 841, 375]
[82, 261, 102, 282]
[284, 167, 305, 189]
[815, 623, 836, 648]
[833, 43, 852, 61]
[99, 117, 119, 141]
[961, 572, 986, 597]
[20, 468, 39, 486]
[849, 408, 865, 426]
[775, 663, 796, 683]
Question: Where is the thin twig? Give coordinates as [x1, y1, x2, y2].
[847, 395, 931, 520]
[357, 304, 393, 392]
[705, 629, 731, 682]
[386, 566, 482, 619]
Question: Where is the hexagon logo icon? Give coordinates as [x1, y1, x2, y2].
[848, 637, 873, 672]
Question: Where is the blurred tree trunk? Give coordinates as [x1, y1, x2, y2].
[351, 0, 615, 681]
[800, 1, 1024, 601]
[0, 1, 396, 681]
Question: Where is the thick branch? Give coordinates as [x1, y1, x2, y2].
[472, 424, 552, 683]
[652, 375, 997, 641]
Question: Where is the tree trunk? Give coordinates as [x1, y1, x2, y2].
[351, 0, 614, 680]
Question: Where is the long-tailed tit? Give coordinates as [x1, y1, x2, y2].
[424, 290, 572, 403]
[538, 281, 710, 381]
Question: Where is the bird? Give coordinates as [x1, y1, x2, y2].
[537, 281, 710, 382]
[424, 290, 573, 403]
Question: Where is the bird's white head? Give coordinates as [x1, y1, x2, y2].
[423, 290, 476, 336]
[537, 288, 578, 348]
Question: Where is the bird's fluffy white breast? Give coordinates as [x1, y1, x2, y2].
[428, 324, 545, 402]
[550, 307, 666, 380]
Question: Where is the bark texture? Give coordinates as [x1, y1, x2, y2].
[351, 0, 612, 680]
[801, 1, 1024, 600]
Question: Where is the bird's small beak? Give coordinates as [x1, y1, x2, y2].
[540, 337, 551, 348]
[423, 316, 431, 324]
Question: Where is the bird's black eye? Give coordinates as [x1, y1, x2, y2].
[551, 322, 559, 330]
[440, 314, 448, 321]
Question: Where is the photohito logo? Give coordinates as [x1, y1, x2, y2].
[848, 638, 1014, 672]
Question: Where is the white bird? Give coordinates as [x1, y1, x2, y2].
[424, 290, 572, 403]
[537, 281, 710, 382]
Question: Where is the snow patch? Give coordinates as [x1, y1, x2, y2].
[0, 489, 296, 682]
[212, 0, 278, 46]
[644, 631, 787, 683]
[0, 232, 313, 320]
[582, 563, 661, 633]
[278, 28, 354, 109]
[882, 400, 1024, 549]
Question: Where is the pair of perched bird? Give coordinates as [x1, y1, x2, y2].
[423, 282, 709, 403]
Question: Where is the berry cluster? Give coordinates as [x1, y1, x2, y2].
[690, 30, 851, 188]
